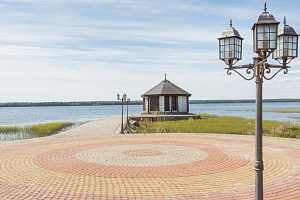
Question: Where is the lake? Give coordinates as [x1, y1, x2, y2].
[0, 102, 300, 126]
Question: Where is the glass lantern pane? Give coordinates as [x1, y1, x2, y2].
[226, 52, 230, 59]
[284, 49, 288, 56]
[270, 33, 276, 40]
[280, 43, 283, 50]
[270, 25, 276, 32]
[263, 41, 269, 48]
[225, 38, 229, 45]
[289, 36, 293, 43]
[284, 43, 288, 49]
[288, 50, 293, 56]
[293, 43, 297, 49]
[293, 36, 298, 43]
[258, 41, 263, 48]
[221, 52, 224, 59]
[270, 41, 276, 49]
[279, 36, 283, 43]
[220, 39, 224, 45]
[238, 39, 241, 45]
[221, 46, 224, 51]
[293, 50, 297, 57]
[263, 33, 269, 40]
[225, 45, 229, 51]
[284, 35, 288, 42]
[230, 38, 234, 44]
[229, 51, 234, 57]
[257, 25, 264, 33]
[229, 45, 234, 50]
[264, 25, 270, 32]
[289, 43, 293, 49]
[258, 33, 263, 40]
[280, 50, 283, 56]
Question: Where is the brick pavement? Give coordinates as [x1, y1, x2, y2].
[0, 116, 299, 199]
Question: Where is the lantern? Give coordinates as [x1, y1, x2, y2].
[252, 3, 279, 54]
[218, 19, 243, 66]
[273, 17, 299, 61]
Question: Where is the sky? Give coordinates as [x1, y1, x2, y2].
[0, 0, 300, 102]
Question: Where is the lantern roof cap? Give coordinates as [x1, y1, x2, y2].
[252, 3, 279, 29]
[278, 16, 299, 36]
[218, 19, 243, 39]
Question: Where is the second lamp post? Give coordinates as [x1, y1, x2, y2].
[117, 93, 127, 134]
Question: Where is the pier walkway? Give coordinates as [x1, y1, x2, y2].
[0, 115, 299, 199]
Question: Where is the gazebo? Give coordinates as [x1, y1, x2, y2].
[141, 77, 191, 114]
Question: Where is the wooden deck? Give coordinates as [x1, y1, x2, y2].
[129, 113, 201, 122]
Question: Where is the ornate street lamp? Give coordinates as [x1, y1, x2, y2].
[126, 98, 130, 126]
[218, 3, 298, 200]
[117, 93, 127, 134]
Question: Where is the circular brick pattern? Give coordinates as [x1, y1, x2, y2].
[0, 134, 299, 200]
[76, 144, 209, 167]
[123, 149, 162, 156]
[34, 142, 249, 178]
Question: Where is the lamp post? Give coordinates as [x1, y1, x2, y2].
[218, 3, 299, 200]
[126, 98, 130, 125]
[117, 93, 127, 134]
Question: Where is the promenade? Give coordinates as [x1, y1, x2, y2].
[0, 116, 299, 200]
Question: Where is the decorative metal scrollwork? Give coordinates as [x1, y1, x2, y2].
[226, 66, 255, 81]
[227, 60, 289, 81]
[263, 67, 289, 80]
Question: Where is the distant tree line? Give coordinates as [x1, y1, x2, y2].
[0, 101, 143, 107]
[0, 99, 299, 107]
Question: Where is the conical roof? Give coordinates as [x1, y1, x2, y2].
[141, 79, 191, 97]
[278, 17, 299, 36]
[252, 3, 279, 30]
[219, 20, 243, 39]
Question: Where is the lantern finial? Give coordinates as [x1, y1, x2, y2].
[264, 2, 267, 12]
[230, 19, 232, 27]
[284, 16, 286, 25]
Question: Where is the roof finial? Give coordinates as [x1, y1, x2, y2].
[264, 2, 267, 12]
[165, 73, 166, 81]
[284, 16, 286, 25]
[230, 19, 232, 27]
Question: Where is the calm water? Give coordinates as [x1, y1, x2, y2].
[0, 102, 300, 126]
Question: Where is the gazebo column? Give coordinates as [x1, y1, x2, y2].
[147, 97, 150, 113]
[170, 97, 172, 113]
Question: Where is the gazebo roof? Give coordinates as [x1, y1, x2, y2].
[141, 79, 191, 97]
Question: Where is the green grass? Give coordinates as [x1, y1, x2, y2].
[136, 113, 300, 139]
[0, 122, 74, 137]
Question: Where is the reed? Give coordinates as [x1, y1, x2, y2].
[136, 113, 300, 138]
[24, 122, 74, 137]
[0, 122, 74, 137]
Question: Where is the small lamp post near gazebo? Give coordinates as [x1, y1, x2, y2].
[126, 98, 130, 125]
[117, 93, 127, 134]
[218, 3, 299, 200]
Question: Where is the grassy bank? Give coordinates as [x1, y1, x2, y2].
[136, 114, 300, 139]
[0, 122, 74, 137]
